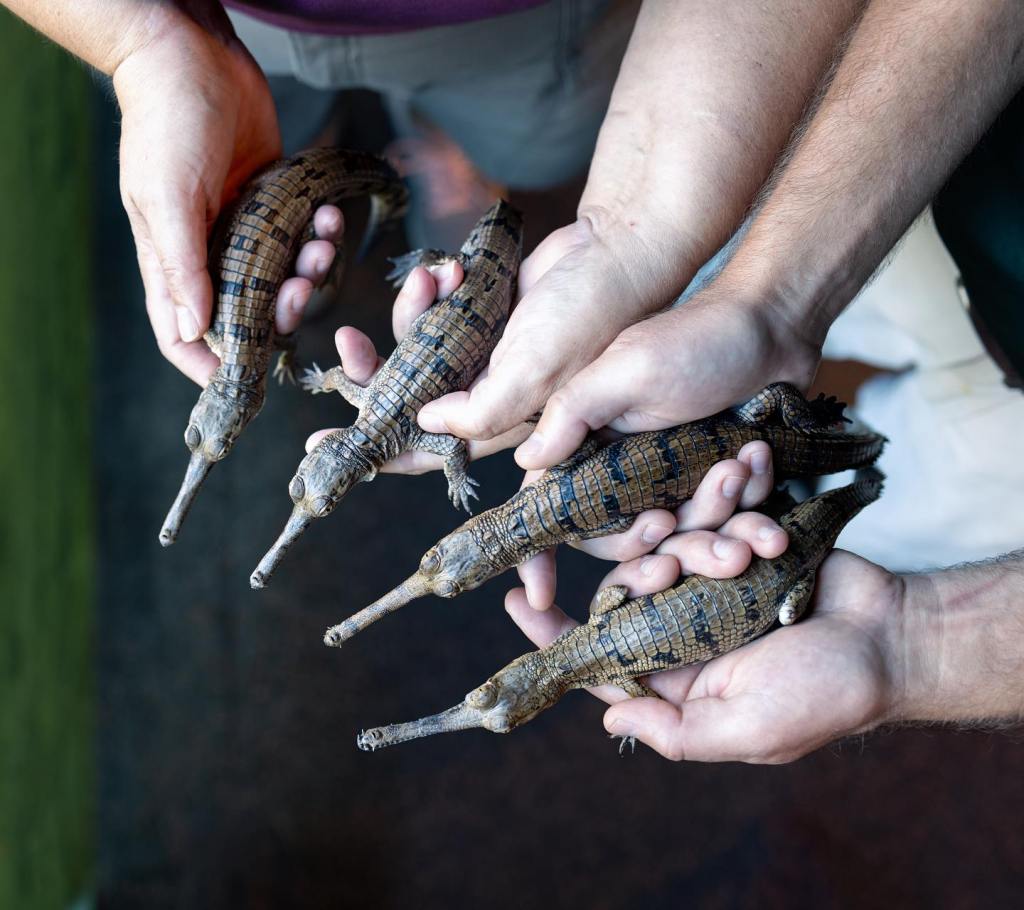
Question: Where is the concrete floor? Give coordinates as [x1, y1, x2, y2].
[93, 91, 1024, 909]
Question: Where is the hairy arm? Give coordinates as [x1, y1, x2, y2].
[731, 0, 1024, 346]
[518, 0, 1024, 470]
[897, 551, 1024, 725]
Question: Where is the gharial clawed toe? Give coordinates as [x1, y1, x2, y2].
[611, 734, 637, 756]
[300, 363, 328, 394]
[274, 352, 298, 386]
[446, 472, 481, 514]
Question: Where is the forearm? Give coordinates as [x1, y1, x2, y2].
[1, 1, 234, 75]
[579, 0, 865, 297]
[894, 551, 1024, 725]
[728, 0, 1024, 344]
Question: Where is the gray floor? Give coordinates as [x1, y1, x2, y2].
[94, 91, 1024, 909]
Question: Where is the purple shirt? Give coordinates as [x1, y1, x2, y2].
[224, 1, 547, 34]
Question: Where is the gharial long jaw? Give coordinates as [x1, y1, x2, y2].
[159, 452, 214, 546]
[250, 507, 312, 589]
[357, 700, 501, 751]
[323, 571, 432, 646]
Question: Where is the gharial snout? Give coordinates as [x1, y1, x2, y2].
[250, 507, 313, 589]
[159, 451, 214, 546]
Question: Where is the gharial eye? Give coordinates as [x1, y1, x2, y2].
[185, 425, 201, 450]
[420, 550, 441, 575]
[209, 439, 230, 460]
[467, 682, 497, 710]
[437, 579, 461, 598]
[288, 476, 305, 502]
[313, 495, 333, 517]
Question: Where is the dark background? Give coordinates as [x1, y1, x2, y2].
[91, 86, 1024, 908]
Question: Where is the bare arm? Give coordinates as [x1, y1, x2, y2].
[518, 0, 1024, 470]
[897, 552, 1024, 725]
[731, 0, 1024, 346]
[2, 0, 340, 384]
[410, 0, 866, 442]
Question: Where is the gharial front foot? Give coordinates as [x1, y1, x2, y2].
[300, 362, 367, 408]
[447, 471, 480, 514]
[273, 350, 298, 386]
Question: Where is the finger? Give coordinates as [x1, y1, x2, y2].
[140, 189, 214, 344]
[135, 228, 219, 385]
[736, 441, 774, 510]
[513, 349, 645, 469]
[715, 511, 789, 559]
[429, 258, 464, 299]
[654, 530, 753, 578]
[591, 552, 681, 598]
[504, 589, 629, 705]
[505, 588, 577, 645]
[334, 326, 383, 384]
[313, 205, 344, 243]
[416, 368, 538, 440]
[293, 238, 337, 286]
[274, 276, 314, 335]
[516, 549, 557, 610]
[392, 265, 437, 341]
[674, 459, 751, 532]
[571, 510, 676, 561]
[605, 693, 792, 763]
[305, 427, 340, 453]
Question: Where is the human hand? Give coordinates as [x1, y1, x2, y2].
[508, 546, 903, 763]
[413, 217, 695, 443]
[514, 439, 783, 610]
[112, 15, 341, 385]
[512, 273, 823, 471]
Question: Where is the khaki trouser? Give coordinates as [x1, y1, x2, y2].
[229, 1, 638, 189]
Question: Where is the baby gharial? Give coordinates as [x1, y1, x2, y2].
[357, 470, 884, 751]
[159, 147, 408, 546]
[249, 200, 523, 589]
[327, 382, 886, 646]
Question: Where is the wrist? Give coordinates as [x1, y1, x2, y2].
[573, 203, 707, 314]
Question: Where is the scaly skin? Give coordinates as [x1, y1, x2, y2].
[160, 147, 408, 546]
[357, 470, 884, 751]
[250, 200, 524, 589]
[329, 383, 886, 644]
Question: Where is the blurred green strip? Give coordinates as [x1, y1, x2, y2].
[0, 10, 95, 909]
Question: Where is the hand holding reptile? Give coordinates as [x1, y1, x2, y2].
[112, 12, 342, 386]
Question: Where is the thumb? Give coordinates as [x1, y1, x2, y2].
[514, 346, 646, 469]
[603, 694, 764, 763]
[418, 366, 543, 441]
[144, 188, 214, 344]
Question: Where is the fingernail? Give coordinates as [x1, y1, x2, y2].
[751, 450, 771, 475]
[640, 555, 662, 576]
[758, 524, 783, 541]
[722, 475, 745, 499]
[440, 260, 457, 280]
[290, 289, 309, 315]
[176, 306, 199, 342]
[517, 433, 544, 460]
[314, 258, 329, 279]
[713, 539, 737, 560]
[607, 716, 634, 736]
[641, 524, 673, 546]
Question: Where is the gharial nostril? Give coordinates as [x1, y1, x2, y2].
[250, 570, 266, 590]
